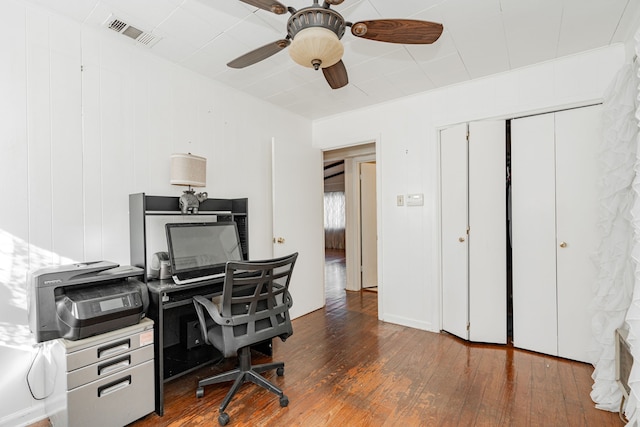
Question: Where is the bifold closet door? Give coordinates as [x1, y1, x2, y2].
[441, 121, 506, 344]
[511, 105, 600, 363]
[468, 121, 506, 344]
[441, 123, 469, 340]
[511, 113, 558, 357]
[555, 105, 600, 363]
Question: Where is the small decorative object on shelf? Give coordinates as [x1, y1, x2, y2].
[179, 189, 208, 214]
[170, 152, 207, 214]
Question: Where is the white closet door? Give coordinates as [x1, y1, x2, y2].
[511, 113, 558, 356]
[468, 121, 506, 344]
[555, 105, 600, 363]
[441, 123, 469, 340]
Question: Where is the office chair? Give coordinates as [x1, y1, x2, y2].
[192, 252, 298, 426]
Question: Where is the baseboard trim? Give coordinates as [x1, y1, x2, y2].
[381, 314, 435, 332]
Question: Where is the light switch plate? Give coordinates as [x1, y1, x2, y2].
[407, 193, 424, 206]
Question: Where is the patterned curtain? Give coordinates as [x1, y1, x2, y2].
[324, 191, 345, 249]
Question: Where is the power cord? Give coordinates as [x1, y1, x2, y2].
[26, 343, 55, 400]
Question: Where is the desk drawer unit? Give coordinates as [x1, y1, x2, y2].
[47, 318, 155, 427]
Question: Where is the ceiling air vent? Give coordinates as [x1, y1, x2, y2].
[103, 15, 161, 48]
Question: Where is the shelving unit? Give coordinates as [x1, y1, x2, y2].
[128, 193, 250, 415]
[129, 193, 249, 276]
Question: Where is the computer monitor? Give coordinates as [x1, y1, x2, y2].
[165, 222, 244, 284]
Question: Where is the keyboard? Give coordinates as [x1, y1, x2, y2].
[172, 268, 225, 285]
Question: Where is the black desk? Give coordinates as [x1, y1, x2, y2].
[145, 276, 271, 415]
[146, 277, 224, 415]
[128, 194, 253, 415]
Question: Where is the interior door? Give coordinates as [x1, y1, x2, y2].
[555, 105, 600, 363]
[271, 137, 325, 319]
[511, 113, 558, 357]
[468, 121, 506, 344]
[360, 162, 378, 289]
[440, 123, 469, 340]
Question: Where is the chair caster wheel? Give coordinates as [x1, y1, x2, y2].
[218, 412, 230, 426]
[196, 387, 204, 398]
[276, 367, 284, 376]
[280, 395, 289, 407]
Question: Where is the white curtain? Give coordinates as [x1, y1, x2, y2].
[622, 30, 640, 425]
[324, 191, 345, 249]
[590, 62, 639, 413]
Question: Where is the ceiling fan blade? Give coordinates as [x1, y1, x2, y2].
[351, 19, 443, 44]
[322, 60, 348, 89]
[239, 0, 288, 15]
[227, 39, 290, 69]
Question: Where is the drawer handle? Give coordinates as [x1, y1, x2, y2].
[98, 339, 131, 359]
[98, 355, 131, 376]
[97, 375, 131, 397]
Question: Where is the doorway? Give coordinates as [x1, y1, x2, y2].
[323, 143, 377, 299]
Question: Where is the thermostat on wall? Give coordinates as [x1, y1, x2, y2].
[407, 193, 424, 206]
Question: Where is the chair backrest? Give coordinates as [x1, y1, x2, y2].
[217, 252, 298, 354]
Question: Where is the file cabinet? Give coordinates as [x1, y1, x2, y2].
[47, 318, 155, 426]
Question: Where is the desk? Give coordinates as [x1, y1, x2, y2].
[145, 276, 271, 415]
[128, 193, 252, 415]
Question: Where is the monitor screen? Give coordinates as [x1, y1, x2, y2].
[165, 222, 243, 274]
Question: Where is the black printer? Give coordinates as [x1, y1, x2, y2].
[28, 261, 148, 342]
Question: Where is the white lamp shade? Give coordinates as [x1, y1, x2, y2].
[170, 153, 206, 187]
[289, 27, 344, 68]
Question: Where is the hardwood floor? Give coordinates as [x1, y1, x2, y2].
[128, 249, 622, 427]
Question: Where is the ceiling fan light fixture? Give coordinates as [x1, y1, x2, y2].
[289, 26, 344, 69]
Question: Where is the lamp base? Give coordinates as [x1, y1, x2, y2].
[179, 189, 208, 214]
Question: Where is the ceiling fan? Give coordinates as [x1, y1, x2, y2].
[228, 0, 443, 89]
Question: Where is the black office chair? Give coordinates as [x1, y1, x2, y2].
[192, 252, 298, 426]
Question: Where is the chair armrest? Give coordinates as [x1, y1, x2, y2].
[192, 295, 230, 346]
[193, 295, 227, 324]
[273, 283, 293, 309]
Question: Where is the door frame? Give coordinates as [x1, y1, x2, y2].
[350, 154, 377, 291]
[323, 143, 377, 292]
[360, 160, 378, 289]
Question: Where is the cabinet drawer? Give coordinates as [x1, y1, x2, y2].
[66, 326, 154, 371]
[67, 344, 153, 390]
[67, 360, 154, 427]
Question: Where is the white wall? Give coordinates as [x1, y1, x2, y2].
[0, 1, 319, 425]
[313, 45, 627, 331]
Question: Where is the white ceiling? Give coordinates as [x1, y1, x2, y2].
[23, 0, 640, 119]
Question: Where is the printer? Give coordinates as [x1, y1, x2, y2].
[28, 261, 148, 343]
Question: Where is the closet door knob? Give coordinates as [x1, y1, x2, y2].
[458, 237, 465, 242]
[559, 242, 567, 248]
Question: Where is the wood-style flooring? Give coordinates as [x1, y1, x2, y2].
[127, 249, 622, 427]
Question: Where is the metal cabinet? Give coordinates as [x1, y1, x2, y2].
[46, 319, 155, 427]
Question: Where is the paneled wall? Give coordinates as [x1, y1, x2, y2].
[0, 1, 318, 425]
[313, 44, 627, 331]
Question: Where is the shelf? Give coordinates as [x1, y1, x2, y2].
[144, 211, 231, 216]
[163, 343, 220, 380]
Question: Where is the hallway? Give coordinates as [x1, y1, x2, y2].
[324, 248, 346, 300]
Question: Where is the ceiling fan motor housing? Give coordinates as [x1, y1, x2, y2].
[287, 6, 346, 69]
